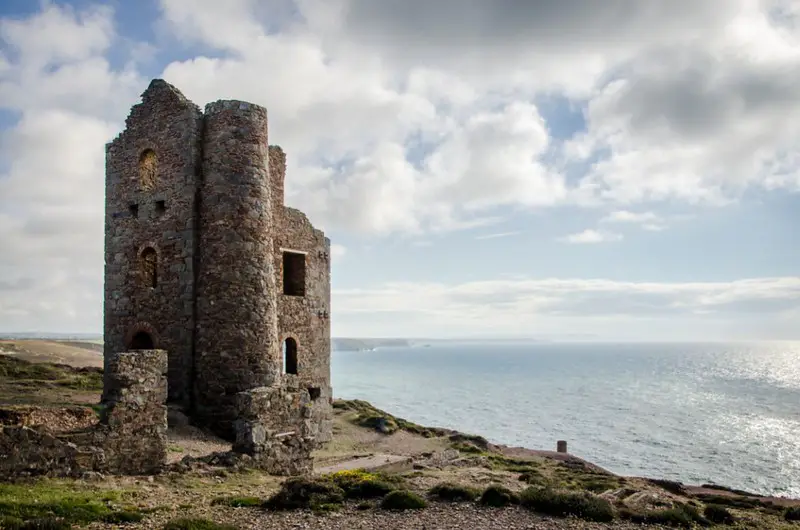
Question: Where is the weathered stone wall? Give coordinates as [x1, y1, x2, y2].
[268, 146, 286, 222]
[103, 79, 333, 450]
[194, 100, 280, 439]
[0, 426, 105, 479]
[275, 206, 333, 443]
[103, 79, 203, 407]
[0, 350, 168, 479]
[101, 350, 168, 475]
[232, 386, 315, 475]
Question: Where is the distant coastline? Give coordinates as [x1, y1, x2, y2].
[0, 334, 561, 351]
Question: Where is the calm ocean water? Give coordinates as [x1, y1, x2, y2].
[330, 341, 800, 498]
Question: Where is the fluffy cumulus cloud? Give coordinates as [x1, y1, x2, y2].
[0, 0, 799, 336]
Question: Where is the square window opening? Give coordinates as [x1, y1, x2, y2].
[155, 200, 166, 214]
[129, 204, 139, 218]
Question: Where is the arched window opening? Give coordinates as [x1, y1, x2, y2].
[139, 149, 158, 191]
[129, 331, 154, 350]
[141, 247, 158, 288]
[283, 337, 298, 375]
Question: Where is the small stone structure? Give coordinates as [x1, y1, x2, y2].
[0, 350, 167, 478]
[0, 80, 333, 478]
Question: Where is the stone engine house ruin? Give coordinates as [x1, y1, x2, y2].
[103, 79, 333, 450]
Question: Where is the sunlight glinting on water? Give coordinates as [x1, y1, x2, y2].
[331, 341, 800, 498]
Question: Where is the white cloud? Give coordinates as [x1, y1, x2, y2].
[0, 4, 140, 333]
[330, 244, 347, 260]
[474, 231, 521, 240]
[561, 229, 623, 244]
[332, 276, 800, 339]
[601, 210, 660, 224]
[1, 0, 799, 337]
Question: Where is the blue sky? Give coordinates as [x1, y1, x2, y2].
[1, 0, 799, 340]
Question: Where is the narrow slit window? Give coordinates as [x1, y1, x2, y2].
[283, 337, 298, 375]
[141, 247, 158, 289]
[282, 251, 306, 296]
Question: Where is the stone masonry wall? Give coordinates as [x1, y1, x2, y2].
[101, 350, 168, 475]
[275, 206, 333, 443]
[194, 100, 280, 439]
[103, 79, 333, 452]
[268, 146, 285, 223]
[104, 79, 203, 407]
[232, 386, 315, 475]
[0, 350, 168, 479]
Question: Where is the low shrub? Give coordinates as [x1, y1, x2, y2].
[519, 487, 614, 523]
[263, 477, 344, 511]
[620, 503, 711, 528]
[704, 503, 735, 524]
[325, 469, 399, 500]
[785, 506, 800, 521]
[380, 490, 427, 510]
[479, 485, 518, 507]
[163, 518, 240, 530]
[428, 483, 480, 502]
[647, 478, 687, 496]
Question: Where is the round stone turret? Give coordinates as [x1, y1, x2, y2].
[194, 100, 280, 438]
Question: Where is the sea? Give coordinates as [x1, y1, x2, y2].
[330, 341, 800, 499]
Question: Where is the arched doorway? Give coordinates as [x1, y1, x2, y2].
[283, 337, 298, 375]
[129, 331, 154, 350]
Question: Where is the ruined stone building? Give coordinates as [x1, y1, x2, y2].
[102, 79, 333, 446]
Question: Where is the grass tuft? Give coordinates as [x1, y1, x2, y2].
[518, 487, 614, 523]
[163, 518, 240, 530]
[324, 469, 401, 500]
[428, 482, 480, 502]
[0, 481, 139, 527]
[703, 503, 734, 524]
[380, 490, 427, 510]
[263, 477, 344, 512]
[479, 485, 518, 507]
[785, 506, 800, 521]
[210, 497, 262, 508]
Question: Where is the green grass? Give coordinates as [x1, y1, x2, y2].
[0, 356, 102, 391]
[518, 487, 615, 523]
[428, 482, 480, 502]
[693, 493, 781, 513]
[163, 518, 240, 530]
[324, 469, 402, 500]
[333, 399, 450, 438]
[647, 478, 687, 496]
[210, 497, 262, 508]
[785, 506, 800, 521]
[263, 477, 345, 512]
[479, 485, 518, 507]
[703, 503, 735, 524]
[0, 481, 140, 527]
[380, 490, 427, 510]
[619, 503, 711, 528]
